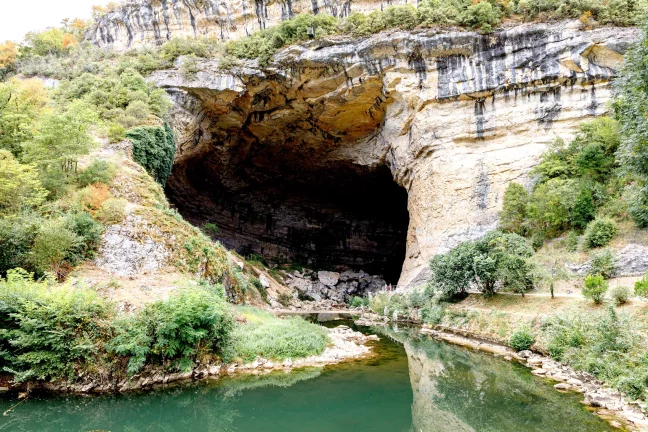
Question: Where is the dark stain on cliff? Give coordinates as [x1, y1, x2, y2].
[473, 162, 490, 210]
[407, 45, 427, 86]
[474, 98, 486, 139]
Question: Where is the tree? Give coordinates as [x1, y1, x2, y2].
[0, 78, 49, 157]
[430, 230, 535, 298]
[24, 28, 66, 56]
[0, 41, 18, 77]
[572, 118, 620, 182]
[429, 240, 479, 299]
[488, 233, 535, 295]
[0, 150, 47, 215]
[525, 178, 580, 236]
[571, 185, 596, 230]
[69, 19, 90, 40]
[500, 183, 529, 235]
[23, 101, 98, 176]
[582, 274, 608, 304]
[61, 33, 78, 49]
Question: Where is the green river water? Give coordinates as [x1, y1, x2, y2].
[0, 324, 614, 432]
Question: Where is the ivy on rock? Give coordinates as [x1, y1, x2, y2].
[127, 122, 176, 185]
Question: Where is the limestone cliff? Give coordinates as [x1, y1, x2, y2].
[150, 21, 635, 287]
[88, 0, 409, 49]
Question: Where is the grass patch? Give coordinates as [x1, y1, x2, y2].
[230, 307, 329, 362]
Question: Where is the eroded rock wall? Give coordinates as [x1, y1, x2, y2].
[152, 21, 636, 288]
[88, 0, 408, 49]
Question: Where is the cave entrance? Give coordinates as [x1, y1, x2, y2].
[167, 149, 409, 284]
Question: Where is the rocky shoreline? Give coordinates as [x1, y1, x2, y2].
[2, 325, 377, 396]
[359, 314, 648, 431]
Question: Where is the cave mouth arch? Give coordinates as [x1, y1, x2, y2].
[166, 147, 409, 284]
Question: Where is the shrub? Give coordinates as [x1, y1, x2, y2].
[588, 248, 617, 279]
[420, 301, 445, 324]
[106, 288, 233, 374]
[65, 212, 104, 263]
[634, 273, 648, 298]
[77, 160, 116, 187]
[0, 215, 40, 275]
[543, 308, 645, 399]
[180, 54, 200, 78]
[583, 217, 618, 248]
[277, 293, 292, 307]
[582, 274, 608, 304]
[349, 296, 367, 308]
[150, 288, 233, 369]
[417, 0, 462, 26]
[510, 327, 535, 351]
[543, 314, 586, 359]
[461, 1, 501, 32]
[202, 222, 219, 236]
[160, 37, 217, 62]
[565, 231, 580, 252]
[229, 307, 329, 362]
[368, 292, 390, 314]
[124, 100, 150, 121]
[183, 236, 231, 291]
[383, 5, 419, 30]
[250, 277, 269, 303]
[0, 271, 110, 382]
[79, 183, 111, 213]
[29, 219, 81, 277]
[127, 122, 176, 185]
[226, 14, 339, 63]
[96, 198, 127, 224]
[610, 285, 631, 305]
[626, 183, 648, 227]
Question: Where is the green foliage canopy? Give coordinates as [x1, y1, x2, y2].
[429, 231, 535, 298]
[500, 118, 622, 243]
[615, 18, 648, 227]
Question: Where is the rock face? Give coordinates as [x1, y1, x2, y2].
[95, 214, 171, 276]
[566, 243, 648, 277]
[88, 0, 410, 49]
[286, 268, 386, 302]
[151, 22, 636, 288]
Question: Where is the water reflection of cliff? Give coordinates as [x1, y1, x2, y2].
[378, 326, 612, 432]
[405, 338, 476, 432]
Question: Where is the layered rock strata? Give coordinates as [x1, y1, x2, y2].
[88, 0, 409, 49]
[151, 21, 636, 287]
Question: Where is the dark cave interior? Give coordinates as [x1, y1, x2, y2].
[167, 140, 409, 283]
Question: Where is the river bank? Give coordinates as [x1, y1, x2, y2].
[0, 324, 376, 396]
[1, 319, 620, 432]
[358, 310, 648, 431]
